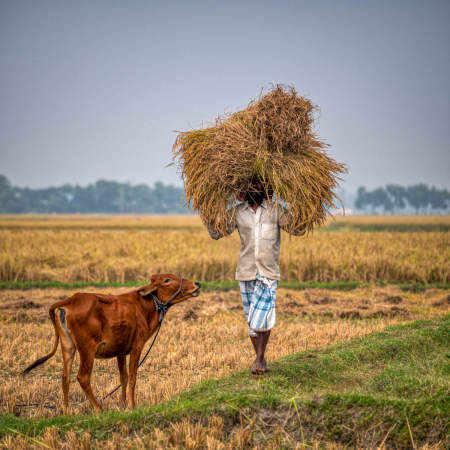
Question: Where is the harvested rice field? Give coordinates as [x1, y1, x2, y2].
[0, 215, 449, 448]
[0, 215, 449, 285]
[1, 284, 447, 418]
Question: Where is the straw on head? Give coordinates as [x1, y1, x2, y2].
[173, 85, 347, 235]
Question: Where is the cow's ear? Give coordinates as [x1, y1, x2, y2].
[138, 285, 157, 297]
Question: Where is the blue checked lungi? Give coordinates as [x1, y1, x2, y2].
[239, 273, 277, 337]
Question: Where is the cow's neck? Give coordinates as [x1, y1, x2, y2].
[136, 295, 160, 331]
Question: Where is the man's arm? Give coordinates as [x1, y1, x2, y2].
[278, 207, 307, 236]
[206, 216, 237, 240]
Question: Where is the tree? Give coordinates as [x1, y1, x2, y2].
[354, 187, 368, 212]
[386, 184, 406, 210]
[355, 186, 393, 214]
[429, 187, 449, 211]
[0, 175, 12, 213]
[371, 187, 393, 214]
[407, 184, 430, 214]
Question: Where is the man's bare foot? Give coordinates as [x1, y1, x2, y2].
[262, 358, 269, 373]
[251, 358, 267, 375]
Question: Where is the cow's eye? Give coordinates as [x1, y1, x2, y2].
[164, 278, 171, 283]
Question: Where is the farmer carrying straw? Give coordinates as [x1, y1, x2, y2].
[207, 176, 306, 374]
[173, 85, 346, 375]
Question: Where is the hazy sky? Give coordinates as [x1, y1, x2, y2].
[1, 0, 449, 192]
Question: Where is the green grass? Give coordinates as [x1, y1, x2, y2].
[1, 222, 448, 232]
[0, 225, 202, 231]
[324, 222, 450, 232]
[1, 316, 449, 447]
[1, 280, 449, 292]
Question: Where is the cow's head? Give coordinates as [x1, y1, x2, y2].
[138, 274, 200, 305]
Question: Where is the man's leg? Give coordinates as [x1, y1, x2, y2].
[260, 330, 271, 371]
[252, 330, 270, 374]
[250, 335, 259, 374]
[239, 280, 260, 371]
[248, 276, 277, 374]
[250, 335, 258, 354]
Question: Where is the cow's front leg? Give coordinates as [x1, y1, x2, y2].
[117, 355, 128, 409]
[128, 346, 143, 409]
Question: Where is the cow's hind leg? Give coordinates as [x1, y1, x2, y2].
[61, 344, 75, 414]
[55, 308, 76, 415]
[117, 356, 128, 409]
[77, 348, 101, 412]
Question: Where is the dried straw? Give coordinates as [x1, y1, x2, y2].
[173, 85, 347, 235]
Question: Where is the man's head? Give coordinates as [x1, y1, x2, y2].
[241, 177, 271, 207]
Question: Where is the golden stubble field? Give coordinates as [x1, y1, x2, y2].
[0, 285, 448, 419]
[0, 285, 448, 449]
[0, 215, 449, 448]
[0, 215, 449, 284]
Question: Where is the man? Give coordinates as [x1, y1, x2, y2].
[207, 178, 305, 375]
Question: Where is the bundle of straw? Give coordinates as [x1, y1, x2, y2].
[173, 85, 347, 235]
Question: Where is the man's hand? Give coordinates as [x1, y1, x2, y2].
[205, 215, 237, 240]
[279, 207, 307, 236]
[206, 223, 224, 240]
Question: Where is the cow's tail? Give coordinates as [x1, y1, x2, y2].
[22, 304, 60, 375]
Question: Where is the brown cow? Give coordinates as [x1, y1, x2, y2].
[22, 274, 200, 413]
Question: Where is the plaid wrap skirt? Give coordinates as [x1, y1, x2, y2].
[239, 273, 277, 337]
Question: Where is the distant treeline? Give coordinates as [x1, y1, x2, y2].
[0, 175, 186, 213]
[1, 175, 449, 215]
[354, 184, 450, 214]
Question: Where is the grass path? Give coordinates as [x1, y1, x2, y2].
[1, 315, 448, 447]
[1, 280, 449, 292]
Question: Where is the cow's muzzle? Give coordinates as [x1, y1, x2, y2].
[191, 282, 201, 297]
